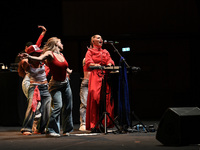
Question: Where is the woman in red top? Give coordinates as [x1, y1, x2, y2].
[19, 37, 73, 137]
[85, 34, 115, 131]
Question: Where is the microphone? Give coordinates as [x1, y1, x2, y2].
[131, 66, 141, 72]
[104, 40, 119, 44]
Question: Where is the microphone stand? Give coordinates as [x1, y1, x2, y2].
[109, 43, 148, 133]
[110, 43, 130, 68]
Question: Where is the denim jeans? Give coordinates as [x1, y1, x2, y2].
[22, 75, 41, 117]
[47, 78, 73, 134]
[80, 79, 88, 126]
[21, 84, 51, 133]
[22, 75, 30, 98]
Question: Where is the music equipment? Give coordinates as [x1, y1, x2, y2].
[89, 65, 120, 134]
[156, 107, 200, 146]
[89, 66, 140, 72]
[89, 65, 141, 133]
[89, 66, 121, 71]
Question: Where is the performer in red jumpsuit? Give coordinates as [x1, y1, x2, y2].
[85, 34, 115, 131]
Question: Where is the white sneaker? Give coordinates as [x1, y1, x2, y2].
[35, 113, 41, 119]
[79, 125, 86, 131]
[46, 133, 60, 137]
[63, 132, 70, 136]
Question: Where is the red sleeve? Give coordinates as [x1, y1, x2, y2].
[35, 34, 44, 48]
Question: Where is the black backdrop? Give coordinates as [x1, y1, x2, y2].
[0, 0, 200, 124]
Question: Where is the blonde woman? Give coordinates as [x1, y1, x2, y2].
[19, 37, 73, 137]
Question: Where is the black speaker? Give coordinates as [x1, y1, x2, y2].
[156, 107, 200, 146]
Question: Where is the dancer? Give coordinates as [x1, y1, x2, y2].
[19, 44, 51, 135]
[79, 58, 90, 131]
[19, 37, 73, 137]
[18, 26, 48, 133]
[85, 34, 115, 131]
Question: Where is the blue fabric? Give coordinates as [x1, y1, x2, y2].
[118, 57, 131, 126]
[21, 84, 51, 133]
[47, 78, 73, 134]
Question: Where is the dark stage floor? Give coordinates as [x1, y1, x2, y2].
[0, 121, 199, 150]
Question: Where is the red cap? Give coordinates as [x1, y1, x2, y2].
[26, 45, 43, 54]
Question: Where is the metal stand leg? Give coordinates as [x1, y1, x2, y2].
[91, 71, 120, 134]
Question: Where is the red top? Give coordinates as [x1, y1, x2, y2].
[85, 47, 115, 71]
[48, 52, 69, 81]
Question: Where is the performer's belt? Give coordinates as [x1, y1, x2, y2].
[30, 80, 48, 84]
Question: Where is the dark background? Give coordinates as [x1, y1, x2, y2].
[1, 0, 200, 124]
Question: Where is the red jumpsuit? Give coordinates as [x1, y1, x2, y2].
[85, 47, 115, 130]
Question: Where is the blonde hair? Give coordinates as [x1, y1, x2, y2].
[43, 37, 60, 53]
[90, 34, 99, 48]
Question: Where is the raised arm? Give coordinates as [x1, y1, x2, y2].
[36, 26, 47, 48]
[38, 26, 47, 36]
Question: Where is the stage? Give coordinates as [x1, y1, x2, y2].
[0, 122, 198, 150]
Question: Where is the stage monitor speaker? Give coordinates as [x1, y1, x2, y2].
[156, 107, 200, 146]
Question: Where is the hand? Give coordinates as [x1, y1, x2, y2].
[18, 53, 29, 60]
[67, 68, 73, 74]
[94, 63, 101, 66]
[107, 63, 112, 67]
[38, 25, 47, 36]
[66, 68, 73, 80]
[38, 25, 47, 32]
